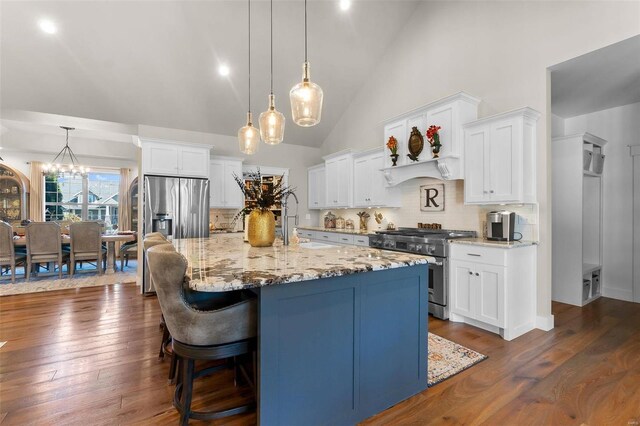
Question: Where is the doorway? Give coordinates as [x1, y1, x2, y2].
[550, 35, 640, 306]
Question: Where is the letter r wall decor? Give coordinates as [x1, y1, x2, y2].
[420, 184, 445, 212]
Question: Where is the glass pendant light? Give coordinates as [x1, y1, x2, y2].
[289, 0, 323, 127]
[238, 0, 260, 155]
[259, 0, 285, 145]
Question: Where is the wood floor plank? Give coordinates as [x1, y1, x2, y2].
[1, 282, 639, 425]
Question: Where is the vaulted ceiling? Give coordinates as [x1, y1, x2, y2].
[0, 0, 420, 147]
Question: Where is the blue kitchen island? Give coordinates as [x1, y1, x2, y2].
[173, 234, 430, 425]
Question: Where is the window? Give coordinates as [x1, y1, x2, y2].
[45, 171, 120, 228]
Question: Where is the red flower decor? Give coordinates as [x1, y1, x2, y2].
[426, 125, 441, 142]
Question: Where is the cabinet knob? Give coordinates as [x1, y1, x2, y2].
[468, 271, 473, 275]
[489, 190, 494, 194]
[475, 273, 479, 276]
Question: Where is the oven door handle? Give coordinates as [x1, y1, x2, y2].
[429, 260, 444, 267]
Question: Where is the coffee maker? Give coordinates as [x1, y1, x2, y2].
[486, 210, 516, 241]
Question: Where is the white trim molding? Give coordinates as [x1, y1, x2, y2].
[536, 315, 555, 331]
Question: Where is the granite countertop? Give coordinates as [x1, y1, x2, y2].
[172, 233, 432, 292]
[297, 226, 376, 236]
[449, 238, 537, 249]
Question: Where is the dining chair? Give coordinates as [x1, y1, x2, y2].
[69, 221, 107, 276]
[25, 222, 68, 280]
[0, 221, 26, 283]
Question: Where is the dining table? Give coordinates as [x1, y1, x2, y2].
[13, 233, 136, 275]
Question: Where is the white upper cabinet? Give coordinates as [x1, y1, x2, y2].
[209, 156, 243, 209]
[324, 151, 354, 208]
[463, 107, 540, 205]
[353, 148, 401, 208]
[308, 165, 326, 210]
[381, 92, 480, 185]
[141, 139, 210, 178]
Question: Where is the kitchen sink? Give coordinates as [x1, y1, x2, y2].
[299, 242, 337, 249]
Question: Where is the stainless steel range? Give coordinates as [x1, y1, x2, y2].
[369, 228, 476, 320]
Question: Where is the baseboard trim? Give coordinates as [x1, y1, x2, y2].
[602, 286, 633, 302]
[536, 314, 555, 331]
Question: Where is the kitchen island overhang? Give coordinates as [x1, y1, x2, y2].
[173, 235, 430, 425]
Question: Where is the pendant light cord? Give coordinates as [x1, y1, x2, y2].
[304, 0, 308, 62]
[270, 0, 273, 94]
[248, 0, 252, 113]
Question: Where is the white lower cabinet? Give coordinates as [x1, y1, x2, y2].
[449, 243, 536, 341]
[299, 229, 369, 247]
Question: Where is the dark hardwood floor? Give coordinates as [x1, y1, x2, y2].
[0, 283, 638, 425]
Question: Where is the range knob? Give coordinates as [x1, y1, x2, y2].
[408, 244, 416, 251]
[427, 246, 436, 254]
[384, 241, 394, 248]
[414, 244, 422, 252]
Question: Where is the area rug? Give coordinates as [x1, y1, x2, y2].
[0, 272, 137, 296]
[428, 332, 487, 386]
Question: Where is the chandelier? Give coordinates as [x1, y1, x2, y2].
[43, 126, 90, 177]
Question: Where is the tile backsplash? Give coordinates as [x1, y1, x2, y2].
[319, 178, 538, 241]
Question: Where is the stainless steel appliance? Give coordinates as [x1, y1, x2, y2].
[486, 210, 516, 241]
[143, 175, 209, 294]
[369, 228, 476, 319]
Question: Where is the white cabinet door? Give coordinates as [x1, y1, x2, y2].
[464, 126, 490, 203]
[209, 159, 226, 208]
[368, 151, 387, 206]
[224, 161, 243, 208]
[325, 159, 339, 207]
[179, 146, 209, 178]
[353, 157, 370, 207]
[450, 260, 475, 318]
[308, 168, 318, 209]
[316, 167, 326, 209]
[335, 156, 351, 207]
[489, 120, 521, 203]
[144, 142, 180, 176]
[308, 167, 326, 210]
[476, 264, 505, 327]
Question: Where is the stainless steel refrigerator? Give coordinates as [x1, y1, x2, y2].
[143, 175, 209, 294]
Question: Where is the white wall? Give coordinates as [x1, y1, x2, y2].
[562, 102, 640, 302]
[138, 125, 323, 228]
[319, 1, 640, 321]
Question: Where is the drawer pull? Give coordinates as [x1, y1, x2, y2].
[475, 273, 480, 276]
[341, 238, 348, 241]
[467, 253, 481, 257]
[469, 271, 473, 275]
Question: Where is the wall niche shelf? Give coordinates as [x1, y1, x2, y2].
[381, 92, 480, 185]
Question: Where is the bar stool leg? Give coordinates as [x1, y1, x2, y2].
[180, 359, 195, 426]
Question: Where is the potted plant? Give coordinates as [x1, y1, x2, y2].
[386, 136, 399, 166]
[426, 125, 442, 159]
[233, 169, 296, 247]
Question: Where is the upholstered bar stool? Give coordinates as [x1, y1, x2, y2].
[147, 245, 257, 425]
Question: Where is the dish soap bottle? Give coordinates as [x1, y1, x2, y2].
[290, 227, 300, 245]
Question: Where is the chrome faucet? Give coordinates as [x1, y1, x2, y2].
[282, 192, 299, 245]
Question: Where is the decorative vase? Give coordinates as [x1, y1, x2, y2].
[432, 145, 441, 159]
[390, 153, 399, 166]
[247, 209, 276, 247]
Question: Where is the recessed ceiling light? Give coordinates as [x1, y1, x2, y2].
[38, 19, 57, 34]
[218, 64, 230, 77]
[339, 0, 351, 11]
